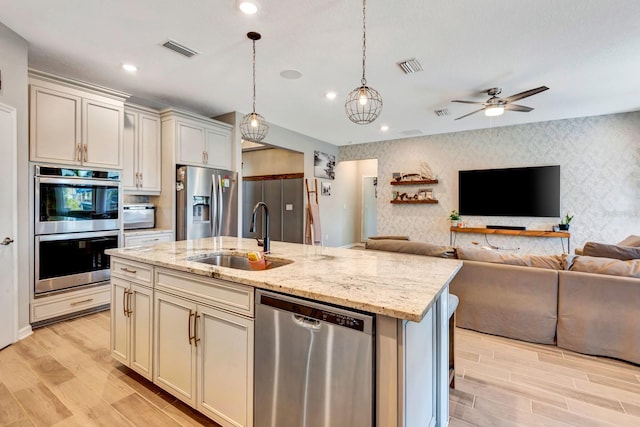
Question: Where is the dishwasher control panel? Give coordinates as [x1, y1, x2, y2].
[260, 294, 369, 332]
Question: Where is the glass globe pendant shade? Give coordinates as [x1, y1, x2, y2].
[345, 84, 383, 124]
[240, 112, 269, 143]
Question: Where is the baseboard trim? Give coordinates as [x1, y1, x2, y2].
[18, 324, 33, 340]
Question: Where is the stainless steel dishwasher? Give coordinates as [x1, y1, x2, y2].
[255, 290, 374, 427]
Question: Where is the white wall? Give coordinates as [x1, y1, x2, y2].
[340, 113, 640, 254]
[0, 23, 29, 334]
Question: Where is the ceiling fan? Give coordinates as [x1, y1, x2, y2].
[452, 86, 549, 120]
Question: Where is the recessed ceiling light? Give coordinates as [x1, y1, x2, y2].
[238, 1, 258, 14]
[122, 63, 138, 72]
[325, 91, 337, 100]
[280, 69, 303, 80]
[380, 125, 389, 131]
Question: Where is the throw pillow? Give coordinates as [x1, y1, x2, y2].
[582, 241, 640, 260]
[456, 246, 563, 270]
[569, 255, 640, 278]
[617, 235, 640, 248]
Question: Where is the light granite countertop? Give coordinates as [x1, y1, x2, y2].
[106, 237, 462, 322]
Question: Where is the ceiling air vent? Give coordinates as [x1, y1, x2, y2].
[397, 58, 423, 74]
[162, 40, 199, 58]
[434, 108, 450, 117]
[401, 129, 423, 136]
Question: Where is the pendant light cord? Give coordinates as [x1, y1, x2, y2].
[361, 0, 367, 86]
[252, 39, 257, 114]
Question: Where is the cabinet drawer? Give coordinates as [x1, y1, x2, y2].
[155, 268, 253, 317]
[111, 258, 153, 286]
[31, 286, 110, 323]
[124, 232, 173, 248]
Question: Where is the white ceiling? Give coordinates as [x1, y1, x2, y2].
[1, 0, 639, 146]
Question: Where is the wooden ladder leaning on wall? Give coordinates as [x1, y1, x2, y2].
[305, 178, 322, 245]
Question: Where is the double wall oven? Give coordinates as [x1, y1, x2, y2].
[34, 166, 121, 295]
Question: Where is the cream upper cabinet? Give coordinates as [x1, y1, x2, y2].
[29, 70, 128, 169]
[162, 109, 232, 170]
[123, 105, 161, 194]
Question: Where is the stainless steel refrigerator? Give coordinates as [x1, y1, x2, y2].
[176, 165, 238, 241]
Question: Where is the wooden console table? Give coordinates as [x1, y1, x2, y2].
[450, 227, 571, 252]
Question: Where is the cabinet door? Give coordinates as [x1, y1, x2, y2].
[122, 110, 138, 191]
[177, 121, 206, 165]
[29, 85, 82, 165]
[197, 304, 254, 427]
[138, 112, 161, 193]
[82, 98, 124, 169]
[204, 126, 231, 170]
[130, 283, 153, 380]
[154, 291, 197, 406]
[110, 278, 130, 366]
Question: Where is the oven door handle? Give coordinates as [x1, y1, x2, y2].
[35, 230, 119, 242]
[36, 176, 120, 187]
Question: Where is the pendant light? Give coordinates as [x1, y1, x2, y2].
[345, 0, 382, 125]
[240, 32, 269, 142]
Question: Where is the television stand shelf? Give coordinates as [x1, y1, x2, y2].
[450, 227, 571, 252]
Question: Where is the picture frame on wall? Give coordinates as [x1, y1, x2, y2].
[314, 151, 335, 180]
[321, 181, 331, 196]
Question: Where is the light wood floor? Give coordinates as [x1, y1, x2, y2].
[450, 327, 640, 426]
[1, 311, 639, 426]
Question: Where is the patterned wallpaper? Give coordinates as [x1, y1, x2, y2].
[339, 112, 640, 254]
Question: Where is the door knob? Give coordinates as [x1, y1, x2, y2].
[1, 237, 14, 246]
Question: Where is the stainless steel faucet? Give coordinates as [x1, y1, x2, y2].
[249, 202, 270, 253]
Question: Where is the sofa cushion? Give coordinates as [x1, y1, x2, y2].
[617, 235, 640, 247]
[367, 235, 410, 241]
[568, 255, 640, 278]
[365, 239, 455, 258]
[456, 246, 564, 270]
[582, 241, 640, 260]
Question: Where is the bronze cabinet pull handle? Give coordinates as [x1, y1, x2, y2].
[193, 313, 201, 347]
[70, 298, 93, 306]
[120, 267, 137, 274]
[122, 288, 128, 317]
[126, 290, 133, 316]
[188, 309, 195, 345]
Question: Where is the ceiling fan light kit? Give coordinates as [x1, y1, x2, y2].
[345, 0, 383, 125]
[240, 31, 269, 143]
[452, 86, 549, 120]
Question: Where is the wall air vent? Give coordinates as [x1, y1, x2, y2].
[434, 108, 450, 117]
[162, 40, 199, 58]
[397, 58, 423, 74]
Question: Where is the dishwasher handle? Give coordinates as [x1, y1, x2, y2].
[293, 314, 321, 330]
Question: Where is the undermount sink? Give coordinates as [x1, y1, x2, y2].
[186, 252, 292, 271]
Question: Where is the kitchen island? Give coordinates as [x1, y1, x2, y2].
[107, 237, 462, 427]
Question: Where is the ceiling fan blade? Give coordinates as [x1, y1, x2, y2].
[455, 108, 485, 120]
[501, 86, 549, 103]
[452, 100, 486, 105]
[504, 104, 533, 112]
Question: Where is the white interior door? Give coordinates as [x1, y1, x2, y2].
[361, 176, 377, 241]
[0, 103, 17, 349]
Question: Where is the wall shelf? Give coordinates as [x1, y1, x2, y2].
[390, 179, 439, 186]
[390, 199, 439, 204]
[450, 227, 571, 252]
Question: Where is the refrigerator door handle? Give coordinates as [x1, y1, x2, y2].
[210, 174, 217, 236]
[217, 175, 224, 237]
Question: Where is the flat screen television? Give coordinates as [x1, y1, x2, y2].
[458, 165, 560, 217]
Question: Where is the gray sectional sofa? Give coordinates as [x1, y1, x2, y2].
[365, 237, 640, 365]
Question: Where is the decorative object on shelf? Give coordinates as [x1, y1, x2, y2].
[240, 32, 269, 143]
[449, 210, 461, 227]
[314, 151, 335, 180]
[321, 181, 332, 196]
[345, 0, 382, 124]
[392, 163, 437, 183]
[559, 213, 574, 231]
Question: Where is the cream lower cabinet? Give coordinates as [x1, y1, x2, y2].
[110, 277, 153, 380]
[154, 269, 254, 427]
